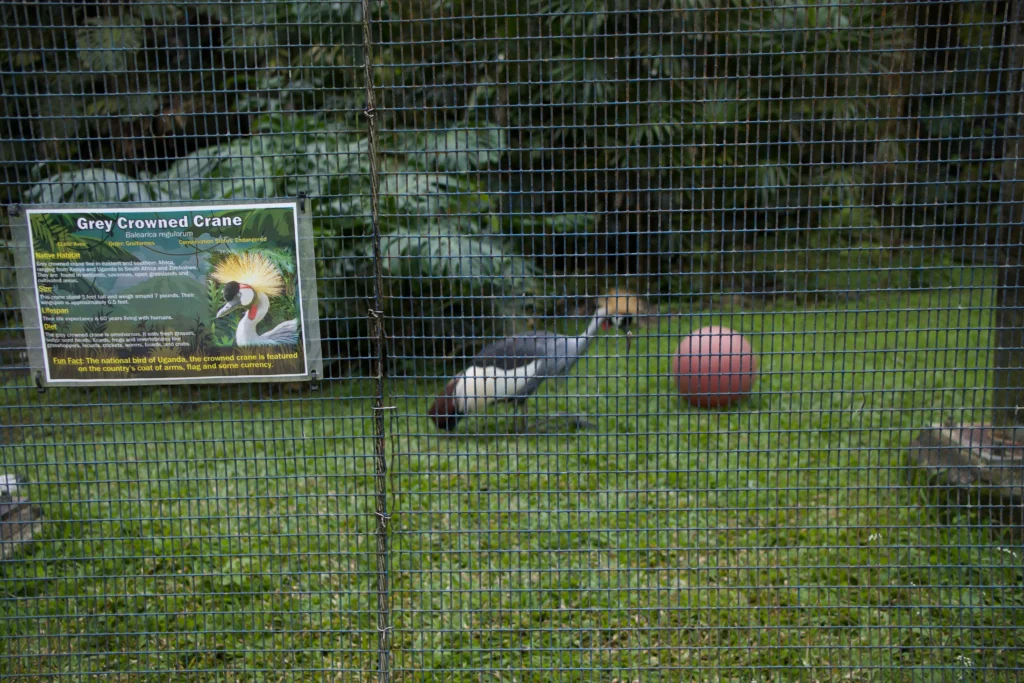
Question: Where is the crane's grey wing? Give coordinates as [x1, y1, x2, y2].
[470, 331, 566, 370]
[256, 319, 300, 346]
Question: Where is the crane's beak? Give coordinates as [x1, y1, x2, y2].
[625, 330, 633, 354]
[216, 297, 243, 319]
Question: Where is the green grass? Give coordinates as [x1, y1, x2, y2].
[2, 265, 1024, 681]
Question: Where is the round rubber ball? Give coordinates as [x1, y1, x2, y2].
[672, 326, 757, 408]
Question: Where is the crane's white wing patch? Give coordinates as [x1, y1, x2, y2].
[455, 361, 542, 414]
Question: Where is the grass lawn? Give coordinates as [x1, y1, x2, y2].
[2, 263, 1023, 681]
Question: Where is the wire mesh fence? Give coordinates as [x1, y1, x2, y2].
[2, 0, 1024, 680]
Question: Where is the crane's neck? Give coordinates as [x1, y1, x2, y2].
[235, 291, 270, 345]
[564, 308, 611, 358]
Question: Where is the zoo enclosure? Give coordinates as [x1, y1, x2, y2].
[2, 0, 1024, 681]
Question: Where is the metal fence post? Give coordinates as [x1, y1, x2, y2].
[360, 1, 393, 680]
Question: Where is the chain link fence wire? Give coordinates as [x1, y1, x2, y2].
[2, 0, 1024, 680]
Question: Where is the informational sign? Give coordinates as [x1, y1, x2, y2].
[13, 200, 322, 387]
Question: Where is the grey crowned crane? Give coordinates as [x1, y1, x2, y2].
[212, 252, 300, 348]
[428, 291, 646, 432]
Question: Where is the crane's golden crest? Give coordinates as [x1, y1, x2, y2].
[597, 289, 649, 317]
[211, 252, 284, 296]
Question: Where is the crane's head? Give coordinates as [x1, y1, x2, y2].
[216, 281, 254, 319]
[211, 252, 285, 319]
[596, 311, 633, 331]
[428, 380, 463, 431]
[595, 290, 648, 331]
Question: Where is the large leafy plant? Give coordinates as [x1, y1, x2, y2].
[0, 0, 369, 204]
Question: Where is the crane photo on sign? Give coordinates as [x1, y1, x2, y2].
[209, 251, 300, 349]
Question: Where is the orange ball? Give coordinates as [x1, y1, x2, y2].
[672, 326, 757, 408]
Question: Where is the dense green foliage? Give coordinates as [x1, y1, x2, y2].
[1, 0, 1016, 362]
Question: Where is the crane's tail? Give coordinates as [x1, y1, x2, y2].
[257, 319, 300, 346]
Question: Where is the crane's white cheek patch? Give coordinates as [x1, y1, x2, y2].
[456, 363, 539, 414]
